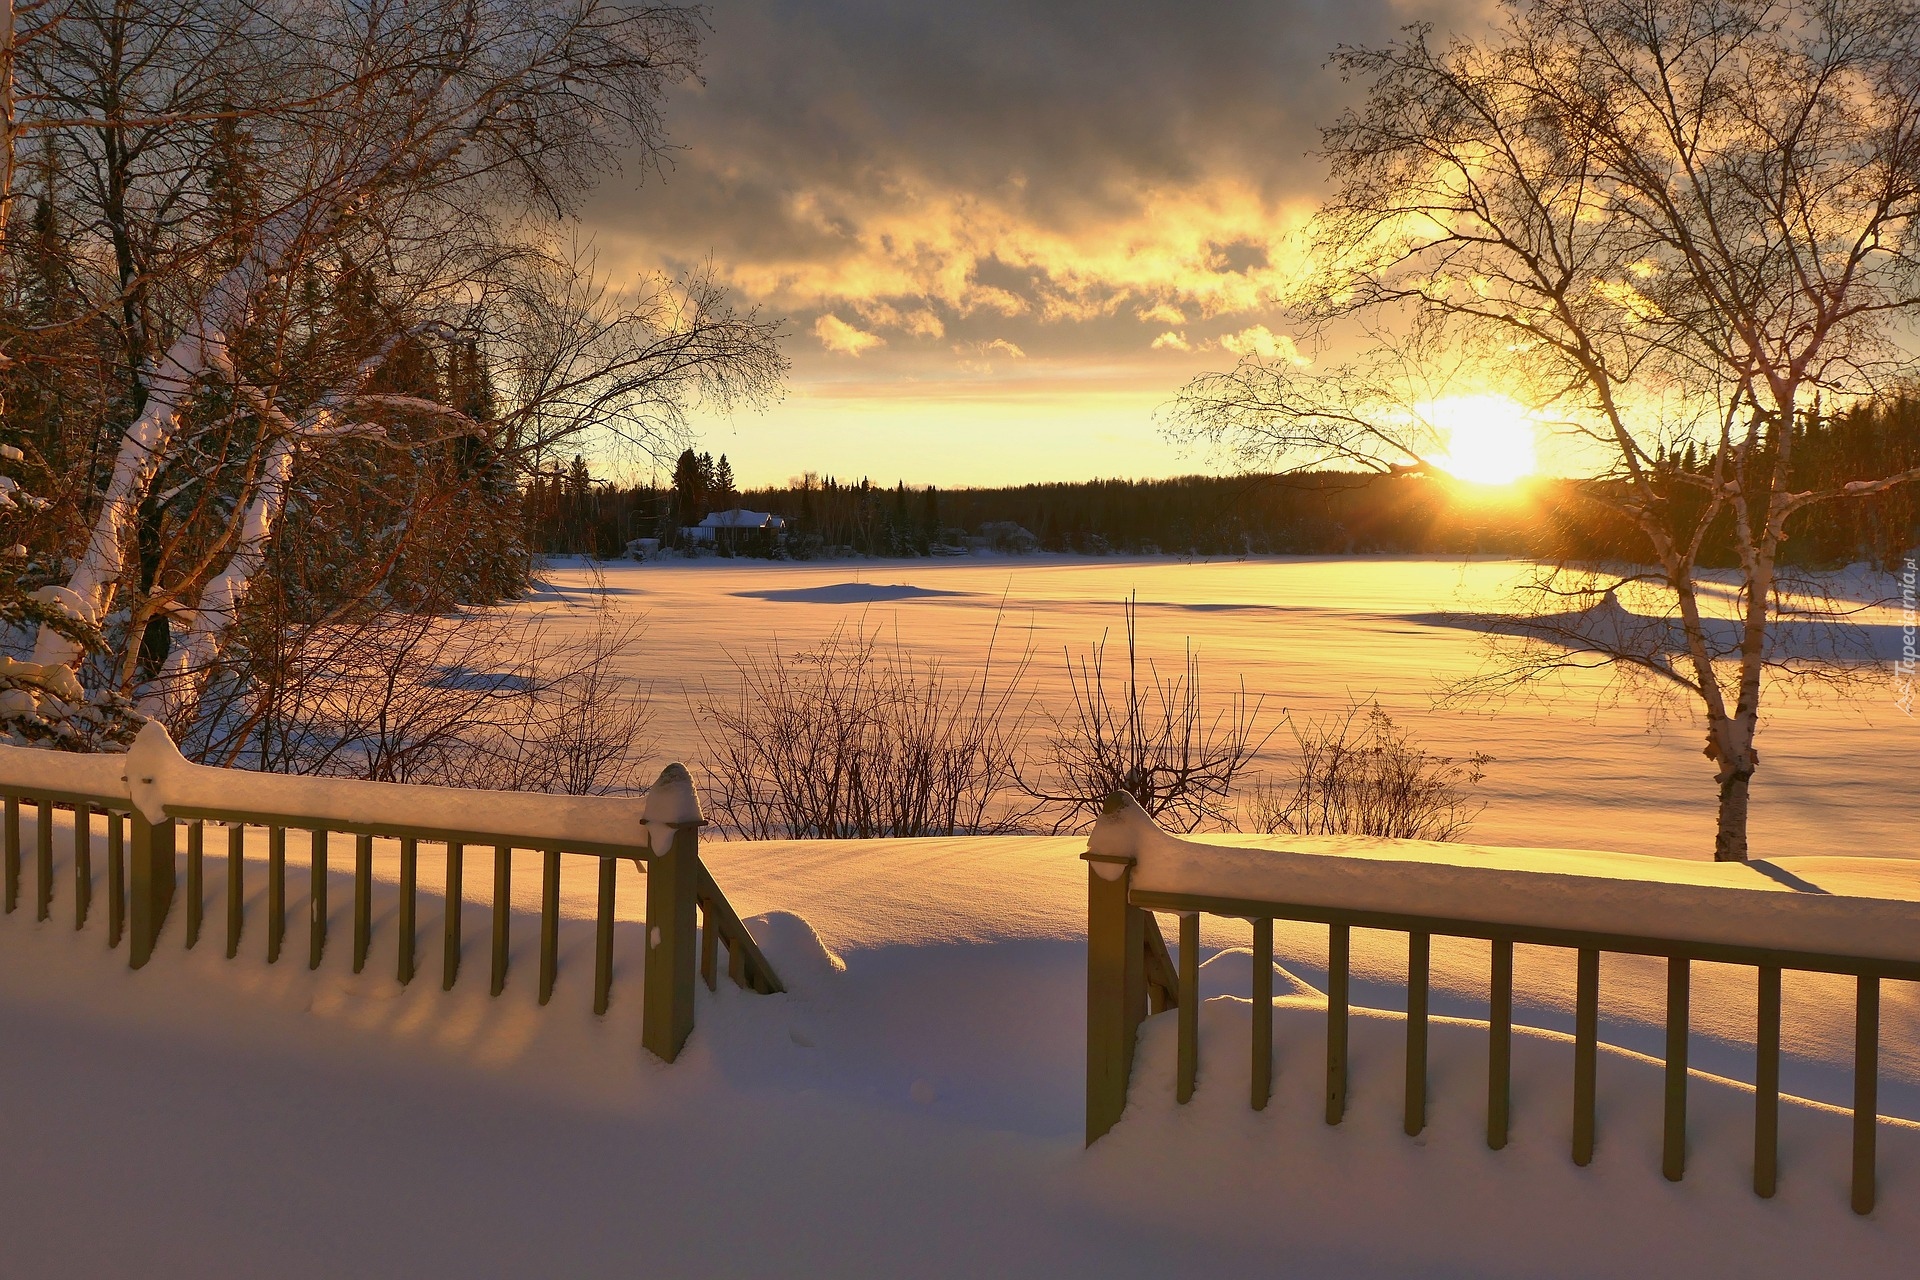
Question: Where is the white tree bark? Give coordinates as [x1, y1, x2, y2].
[142, 331, 460, 717]
[32, 90, 483, 668]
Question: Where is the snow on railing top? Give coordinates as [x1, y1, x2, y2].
[1087, 791, 1920, 966]
[0, 721, 700, 856]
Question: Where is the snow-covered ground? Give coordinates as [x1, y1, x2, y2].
[4, 815, 1920, 1275]
[4, 555, 1916, 1276]
[523, 555, 1917, 860]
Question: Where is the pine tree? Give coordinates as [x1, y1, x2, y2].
[672, 448, 707, 527]
[714, 454, 736, 505]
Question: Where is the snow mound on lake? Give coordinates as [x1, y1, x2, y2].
[731, 582, 972, 604]
[743, 910, 846, 994]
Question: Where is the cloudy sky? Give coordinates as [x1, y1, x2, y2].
[585, 0, 1479, 488]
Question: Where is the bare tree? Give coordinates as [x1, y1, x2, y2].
[1170, 0, 1920, 859]
[1019, 596, 1278, 833]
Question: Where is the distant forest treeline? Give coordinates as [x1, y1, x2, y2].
[523, 398, 1920, 568]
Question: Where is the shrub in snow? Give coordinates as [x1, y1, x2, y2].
[1020, 596, 1277, 833]
[1243, 701, 1488, 841]
[696, 622, 1033, 839]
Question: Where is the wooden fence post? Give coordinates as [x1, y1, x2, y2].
[128, 814, 176, 970]
[642, 822, 700, 1063]
[1084, 847, 1144, 1144]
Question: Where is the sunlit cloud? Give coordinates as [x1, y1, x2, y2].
[1151, 330, 1192, 351]
[814, 314, 887, 356]
[1219, 324, 1306, 364]
[714, 178, 1312, 331]
[854, 300, 947, 339]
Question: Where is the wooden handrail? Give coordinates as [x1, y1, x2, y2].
[696, 863, 785, 995]
[0, 737, 781, 1070]
[1085, 791, 1913, 1217]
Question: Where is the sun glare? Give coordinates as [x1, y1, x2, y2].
[1426, 395, 1539, 486]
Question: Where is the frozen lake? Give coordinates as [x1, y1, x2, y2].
[514, 555, 1918, 862]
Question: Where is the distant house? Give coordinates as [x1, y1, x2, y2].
[972, 521, 1040, 554]
[685, 508, 787, 556]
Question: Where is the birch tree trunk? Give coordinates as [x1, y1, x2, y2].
[28, 192, 328, 665]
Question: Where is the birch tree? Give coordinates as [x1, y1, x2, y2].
[11, 2, 692, 663]
[1170, 0, 1920, 859]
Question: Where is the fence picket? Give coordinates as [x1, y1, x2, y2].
[1175, 912, 1199, 1103]
[1755, 964, 1782, 1198]
[73, 802, 92, 930]
[267, 826, 285, 964]
[1326, 922, 1350, 1126]
[1573, 948, 1599, 1166]
[699, 901, 718, 993]
[540, 850, 560, 1004]
[353, 834, 372, 973]
[398, 837, 417, 984]
[443, 842, 464, 991]
[186, 820, 203, 949]
[36, 799, 51, 921]
[1251, 916, 1273, 1111]
[106, 811, 123, 947]
[1488, 939, 1513, 1151]
[593, 855, 615, 1016]
[491, 844, 511, 997]
[1406, 931, 1430, 1136]
[226, 823, 244, 959]
[309, 829, 328, 970]
[1854, 976, 1880, 1215]
[3, 795, 17, 914]
[726, 926, 747, 987]
[1664, 957, 1690, 1181]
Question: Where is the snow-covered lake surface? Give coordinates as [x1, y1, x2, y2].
[520, 555, 1917, 861]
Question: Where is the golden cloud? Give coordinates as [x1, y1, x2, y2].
[1219, 323, 1306, 364]
[853, 300, 948, 339]
[814, 313, 887, 356]
[713, 176, 1314, 328]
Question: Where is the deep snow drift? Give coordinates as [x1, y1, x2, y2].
[2, 811, 1918, 1278]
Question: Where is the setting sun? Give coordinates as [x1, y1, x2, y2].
[1426, 394, 1540, 485]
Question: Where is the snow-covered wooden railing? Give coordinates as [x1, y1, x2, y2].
[1082, 792, 1920, 1215]
[0, 722, 779, 1063]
